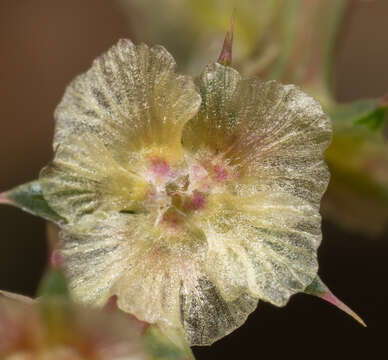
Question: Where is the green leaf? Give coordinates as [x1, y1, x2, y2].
[37, 268, 70, 299]
[305, 276, 366, 327]
[327, 98, 388, 129]
[354, 104, 388, 130]
[144, 326, 194, 360]
[322, 98, 388, 236]
[0, 180, 66, 224]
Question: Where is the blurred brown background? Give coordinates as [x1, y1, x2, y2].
[0, 1, 387, 359]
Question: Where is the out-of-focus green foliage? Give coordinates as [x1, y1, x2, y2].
[118, 0, 284, 74]
[118, 0, 346, 86]
[323, 100, 388, 235]
[119, 0, 388, 236]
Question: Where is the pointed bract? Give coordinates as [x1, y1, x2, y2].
[217, 10, 236, 66]
[305, 276, 366, 327]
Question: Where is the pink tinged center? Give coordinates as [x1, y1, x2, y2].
[151, 157, 171, 177]
[192, 192, 205, 209]
[213, 164, 229, 182]
[144, 155, 233, 229]
[189, 192, 206, 210]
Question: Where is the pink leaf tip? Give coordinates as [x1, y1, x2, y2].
[217, 9, 236, 66]
[49, 249, 64, 269]
[305, 276, 366, 327]
[0, 192, 13, 206]
[320, 288, 367, 327]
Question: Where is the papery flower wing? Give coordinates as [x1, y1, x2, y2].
[179, 280, 257, 346]
[200, 191, 321, 306]
[60, 212, 257, 346]
[40, 134, 149, 223]
[183, 63, 331, 206]
[113, 239, 257, 346]
[59, 213, 136, 307]
[40, 40, 201, 223]
[183, 63, 331, 306]
[182, 63, 242, 154]
[54, 39, 201, 159]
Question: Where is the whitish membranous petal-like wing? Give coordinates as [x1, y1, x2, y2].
[40, 40, 200, 223]
[40, 134, 148, 223]
[183, 63, 331, 306]
[54, 39, 201, 157]
[59, 214, 132, 307]
[201, 191, 321, 306]
[61, 212, 257, 346]
[183, 64, 331, 206]
[41, 51, 332, 347]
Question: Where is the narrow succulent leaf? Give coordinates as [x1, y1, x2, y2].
[144, 325, 195, 360]
[37, 268, 70, 299]
[1, 180, 66, 224]
[217, 9, 236, 66]
[305, 276, 366, 327]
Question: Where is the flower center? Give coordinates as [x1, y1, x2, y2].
[143, 154, 231, 228]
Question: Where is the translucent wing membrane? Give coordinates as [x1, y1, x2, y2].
[60, 212, 255, 345]
[183, 63, 331, 205]
[54, 40, 200, 161]
[60, 214, 132, 306]
[201, 191, 320, 306]
[34, 47, 333, 346]
[183, 63, 330, 307]
[40, 134, 148, 223]
[182, 64, 242, 153]
[41, 41, 200, 223]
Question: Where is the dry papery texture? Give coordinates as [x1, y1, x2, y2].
[39, 40, 331, 345]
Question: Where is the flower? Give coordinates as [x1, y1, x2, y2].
[37, 39, 331, 346]
[0, 295, 149, 360]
